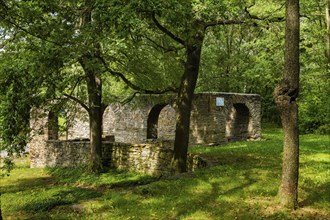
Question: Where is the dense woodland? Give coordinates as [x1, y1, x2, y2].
[0, 0, 329, 213]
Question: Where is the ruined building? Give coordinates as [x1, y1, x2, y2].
[29, 92, 261, 175]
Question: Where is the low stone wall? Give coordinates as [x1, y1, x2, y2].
[30, 140, 206, 176]
[30, 140, 90, 168]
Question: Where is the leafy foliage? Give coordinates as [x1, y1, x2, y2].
[197, 0, 329, 133]
[299, 0, 330, 134]
[0, 0, 328, 172]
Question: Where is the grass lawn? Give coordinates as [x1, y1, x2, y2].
[1, 126, 329, 219]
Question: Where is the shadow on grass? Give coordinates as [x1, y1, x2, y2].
[0, 176, 54, 194]
[46, 166, 88, 184]
[299, 180, 330, 207]
[47, 166, 159, 189]
[21, 187, 102, 213]
[1, 176, 102, 218]
[199, 150, 282, 174]
[100, 169, 265, 220]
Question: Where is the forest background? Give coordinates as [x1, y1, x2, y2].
[0, 0, 329, 162]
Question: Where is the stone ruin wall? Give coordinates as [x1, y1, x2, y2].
[29, 92, 261, 173]
[64, 92, 261, 144]
[30, 140, 205, 176]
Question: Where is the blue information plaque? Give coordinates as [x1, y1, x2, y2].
[216, 97, 224, 107]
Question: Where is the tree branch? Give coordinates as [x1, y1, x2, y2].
[244, 4, 285, 23]
[205, 19, 246, 29]
[120, 91, 141, 105]
[95, 54, 179, 94]
[1, 16, 63, 46]
[151, 14, 186, 46]
[204, 5, 285, 30]
[69, 76, 86, 95]
[145, 36, 184, 53]
[63, 94, 90, 113]
[109, 68, 178, 94]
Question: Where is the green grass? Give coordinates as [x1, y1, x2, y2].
[1, 125, 329, 219]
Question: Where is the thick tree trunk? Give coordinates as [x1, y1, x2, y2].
[274, 0, 300, 209]
[79, 55, 103, 173]
[86, 73, 103, 173]
[171, 35, 204, 174]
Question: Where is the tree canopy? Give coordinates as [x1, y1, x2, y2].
[1, 0, 328, 173]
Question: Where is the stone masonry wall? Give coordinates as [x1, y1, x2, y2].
[29, 92, 261, 174]
[30, 141, 90, 168]
[30, 140, 205, 176]
[64, 92, 261, 145]
[105, 95, 176, 143]
[101, 92, 261, 144]
[158, 105, 176, 140]
[189, 93, 226, 144]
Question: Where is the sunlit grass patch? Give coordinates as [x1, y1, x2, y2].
[247, 196, 330, 220]
[181, 210, 213, 220]
[1, 124, 329, 219]
[298, 133, 330, 212]
[1, 186, 101, 213]
[0, 165, 51, 194]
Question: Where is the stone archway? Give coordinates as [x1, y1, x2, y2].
[147, 104, 168, 139]
[226, 103, 250, 141]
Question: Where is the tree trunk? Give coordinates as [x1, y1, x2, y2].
[79, 54, 103, 173]
[274, 0, 300, 209]
[86, 72, 103, 173]
[171, 35, 204, 174]
[78, 0, 103, 173]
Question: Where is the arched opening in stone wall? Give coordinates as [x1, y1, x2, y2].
[226, 103, 250, 141]
[48, 111, 59, 140]
[47, 110, 70, 140]
[158, 105, 176, 140]
[147, 103, 168, 139]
